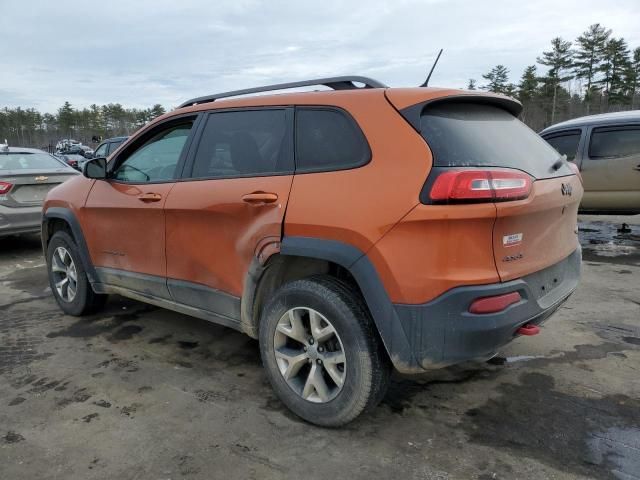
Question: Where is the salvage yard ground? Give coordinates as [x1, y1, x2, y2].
[1, 215, 639, 480]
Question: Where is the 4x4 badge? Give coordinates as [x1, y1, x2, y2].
[561, 183, 572, 196]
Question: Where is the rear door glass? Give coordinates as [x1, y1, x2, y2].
[589, 126, 640, 158]
[543, 130, 582, 161]
[190, 109, 292, 178]
[420, 102, 573, 179]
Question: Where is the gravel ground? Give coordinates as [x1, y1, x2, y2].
[0, 215, 638, 480]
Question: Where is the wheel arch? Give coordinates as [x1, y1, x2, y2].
[42, 207, 97, 283]
[242, 236, 419, 373]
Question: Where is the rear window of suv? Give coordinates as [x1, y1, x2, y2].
[420, 102, 573, 179]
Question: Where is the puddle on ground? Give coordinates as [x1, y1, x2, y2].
[579, 220, 640, 265]
[587, 426, 640, 480]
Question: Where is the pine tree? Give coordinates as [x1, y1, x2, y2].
[518, 65, 539, 102]
[537, 37, 574, 123]
[58, 101, 75, 138]
[573, 24, 611, 102]
[625, 47, 640, 107]
[482, 65, 510, 94]
[599, 38, 631, 105]
[150, 104, 166, 118]
[467, 79, 477, 90]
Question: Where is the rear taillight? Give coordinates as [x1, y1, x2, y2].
[429, 169, 532, 203]
[0, 181, 13, 194]
[567, 161, 582, 183]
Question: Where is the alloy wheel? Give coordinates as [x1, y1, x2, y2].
[273, 307, 346, 403]
[50, 246, 77, 302]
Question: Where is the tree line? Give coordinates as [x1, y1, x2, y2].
[0, 102, 166, 150]
[2, 23, 638, 148]
[471, 23, 640, 130]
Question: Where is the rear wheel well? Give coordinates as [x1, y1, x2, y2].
[246, 255, 364, 337]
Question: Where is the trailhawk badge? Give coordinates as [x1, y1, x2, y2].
[503, 233, 523, 247]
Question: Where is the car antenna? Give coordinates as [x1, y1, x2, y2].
[420, 49, 443, 87]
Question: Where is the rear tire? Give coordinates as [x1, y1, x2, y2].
[46, 230, 107, 316]
[259, 275, 390, 427]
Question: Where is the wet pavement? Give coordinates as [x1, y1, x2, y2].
[0, 215, 639, 480]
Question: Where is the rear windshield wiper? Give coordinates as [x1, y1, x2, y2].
[550, 154, 568, 172]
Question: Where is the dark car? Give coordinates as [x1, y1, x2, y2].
[93, 136, 128, 159]
[58, 153, 87, 171]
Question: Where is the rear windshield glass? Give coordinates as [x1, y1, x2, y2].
[0, 152, 65, 170]
[420, 103, 573, 179]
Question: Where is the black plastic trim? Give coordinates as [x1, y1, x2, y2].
[42, 207, 98, 283]
[168, 278, 241, 320]
[95, 267, 172, 300]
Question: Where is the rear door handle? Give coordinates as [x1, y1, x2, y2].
[138, 193, 162, 202]
[242, 192, 278, 204]
[634, 165, 640, 171]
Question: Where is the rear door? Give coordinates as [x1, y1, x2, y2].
[579, 125, 640, 211]
[164, 108, 294, 317]
[418, 101, 582, 282]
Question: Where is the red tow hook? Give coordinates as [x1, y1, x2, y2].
[517, 324, 540, 336]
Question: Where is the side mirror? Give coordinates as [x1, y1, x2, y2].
[83, 157, 107, 179]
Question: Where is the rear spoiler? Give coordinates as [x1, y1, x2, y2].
[396, 93, 523, 133]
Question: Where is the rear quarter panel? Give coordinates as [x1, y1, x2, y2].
[283, 90, 430, 253]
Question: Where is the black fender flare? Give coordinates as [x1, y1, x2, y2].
[280, 236, 420, 373]
[42, 207, 97, 284]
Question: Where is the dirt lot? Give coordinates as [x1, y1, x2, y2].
[1, 215, 639, 480]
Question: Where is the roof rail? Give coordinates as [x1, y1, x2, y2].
[178, 76, 388, 108]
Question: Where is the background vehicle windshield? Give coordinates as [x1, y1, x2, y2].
[0, 152, 66, 170]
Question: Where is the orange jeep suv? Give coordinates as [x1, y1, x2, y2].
[42, 76, 582, 426]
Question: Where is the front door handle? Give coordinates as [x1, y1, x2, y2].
[138, 193, 162, 202]
[242, 192, 278, 205]
[634, 165, 640, 171]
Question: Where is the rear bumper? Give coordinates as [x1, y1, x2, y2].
[0, 204, 42, 237]
[392, 246, 581, 371]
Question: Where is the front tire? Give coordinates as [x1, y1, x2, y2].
[46, 230, 107, 316]
[259, 275, 390, 427]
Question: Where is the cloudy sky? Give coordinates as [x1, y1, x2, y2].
[1, 0, 639, 112]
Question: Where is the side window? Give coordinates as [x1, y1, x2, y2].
[191, 109, 291, 179]
[589, 126, 640, 159]
[107, 140, 124, 155]
[94, 143, 108, 157]
[295, 108, 370, 172]
[113, 122, 193, 183]
[543, 130, 581, 161]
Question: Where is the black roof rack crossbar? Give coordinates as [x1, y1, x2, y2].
[178, 76, 388, 108]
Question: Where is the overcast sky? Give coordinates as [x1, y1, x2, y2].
[1, 0, 639, 112]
